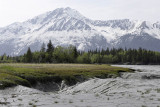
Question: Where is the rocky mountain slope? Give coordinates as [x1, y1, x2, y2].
[0, 7, 160, 55]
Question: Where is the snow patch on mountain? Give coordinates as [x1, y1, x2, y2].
[0, 7, 160, 55]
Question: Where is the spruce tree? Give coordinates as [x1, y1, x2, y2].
[26, 47, 32, 63]
[46, 40, 54, 63]
[40, 43, 46, 63]
[47, 40, 54, 53]
[73, 46, 78, 59]
[41, 43, 46, 52]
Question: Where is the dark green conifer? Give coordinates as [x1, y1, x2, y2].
[26, 47, 32, 63]
[46, 40, 54, 53]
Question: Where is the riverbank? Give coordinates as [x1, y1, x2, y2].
[0, 64, 133, 90]
[1, 65, 160, 107]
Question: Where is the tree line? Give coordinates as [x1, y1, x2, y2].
[1, 40, 160, 64]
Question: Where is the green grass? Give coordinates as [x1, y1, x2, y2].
[0, 64, 134, 89]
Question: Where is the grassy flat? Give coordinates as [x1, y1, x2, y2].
[0, 64, 133, 89]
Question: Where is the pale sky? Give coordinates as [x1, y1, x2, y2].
[0, 0, 159, 27]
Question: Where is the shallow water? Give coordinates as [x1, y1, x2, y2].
[1, 65, 160, 107]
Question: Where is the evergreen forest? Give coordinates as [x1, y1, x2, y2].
[1, 40, 160, 65]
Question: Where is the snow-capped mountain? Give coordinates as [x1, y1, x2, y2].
[0, 7, 160, 55]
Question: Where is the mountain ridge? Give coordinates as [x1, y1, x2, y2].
[0, 7, 160, 55]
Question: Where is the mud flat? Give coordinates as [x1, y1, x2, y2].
[0, 64, 132, 90]
[0, 64, 144, 107]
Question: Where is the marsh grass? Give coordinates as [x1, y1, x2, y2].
[155, 89, 160, 93]
[54, 101, 59, 103]
[0, 101, 10, 105]
[0, 64, 133, 89]
[69, 100, 73, 103]
[29, 102, 33, 105]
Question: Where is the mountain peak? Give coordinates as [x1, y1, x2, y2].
[138, 21, 152, 29]
[1, 7, 160, 55]
[27, 7, 86, 25]
[64, 7, 72, 10]
[52, 7, 86, 20]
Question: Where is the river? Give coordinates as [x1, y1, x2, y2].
[0, 65, 160, 107]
